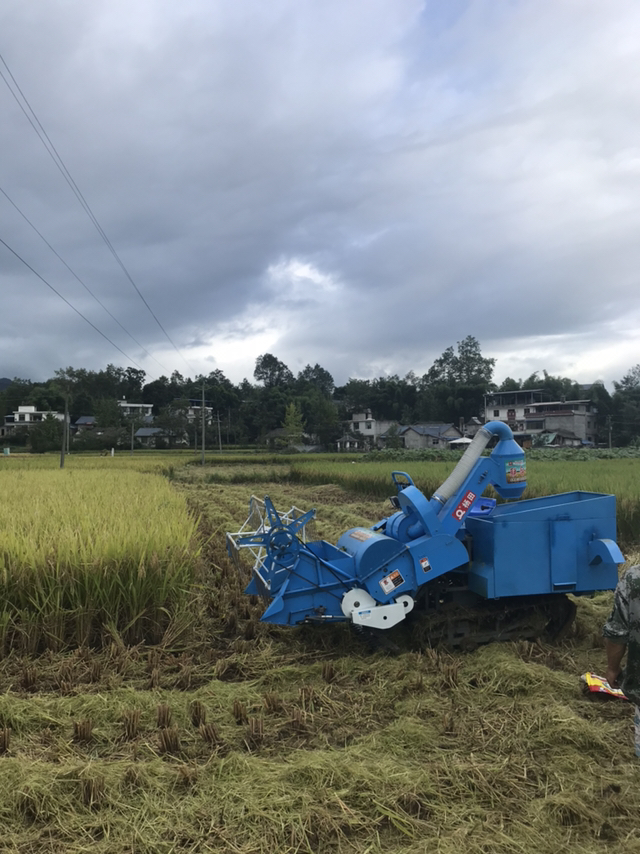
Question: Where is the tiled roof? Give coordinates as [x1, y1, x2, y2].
[397, 424, 456, 438]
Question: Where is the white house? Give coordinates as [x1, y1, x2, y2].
[1, 405, 64, 437]
[184, 402, 213, 423]
[117, 399, 154, 418]
[336, 411, 397, 451]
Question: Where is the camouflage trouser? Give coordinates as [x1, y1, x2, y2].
[635, 707, 640, 757]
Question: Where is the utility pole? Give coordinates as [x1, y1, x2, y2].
[217, 410, 222, 452]
[130, 420, 134, 455]
[607, 414, 612, 450]
[60, 395, 68, 469]
[201, 379, 206, 466]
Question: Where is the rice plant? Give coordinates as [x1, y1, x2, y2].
[0, 469, 200, 650]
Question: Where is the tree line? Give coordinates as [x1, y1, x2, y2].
[1, 336, 639, 450]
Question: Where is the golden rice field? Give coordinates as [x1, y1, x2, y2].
[0, 450, 192, 473]
[0, 464, 199, 652]
[1, 452, 640, 853]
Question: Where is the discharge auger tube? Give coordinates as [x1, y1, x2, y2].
[432, 427, 491, 505]
[432, 421, 516, 505]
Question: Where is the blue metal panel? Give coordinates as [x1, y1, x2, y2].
[550, 519, 577, 590]
[407, 533, 470, 584]
[466, 491, 621, 600]
[336, 528, 415, 603]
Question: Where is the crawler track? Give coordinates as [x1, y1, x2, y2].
[410, 591, 577, 649]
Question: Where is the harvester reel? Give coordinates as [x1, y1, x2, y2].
[266, 525, 300, 567]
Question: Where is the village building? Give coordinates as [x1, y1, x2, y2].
[336, 411, 397, 451]
[483, 389, 597, 446]
[72, 416, 96, 433]
[183, 401, 214, 422]
[379, 423, 463, 450]
[337, 412, 465, 451]
[134, 426, 171, 448]
[118, 399, 154, 418]
[1, 405, 64, 438]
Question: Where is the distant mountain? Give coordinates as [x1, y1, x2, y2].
[0, 378, 12, 392]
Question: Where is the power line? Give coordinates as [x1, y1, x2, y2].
[0, 185, 169, 373]
[0, 51, 196, 374]
[0, 235, 149, 373]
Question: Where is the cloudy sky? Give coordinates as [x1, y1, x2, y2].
[1, 0, 639, 390]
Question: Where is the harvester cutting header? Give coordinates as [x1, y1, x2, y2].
[227, 422, 624, 644]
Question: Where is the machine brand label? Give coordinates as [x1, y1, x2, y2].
[419, 557, 431, 572]
[452, 490, 476, 521]
[350, 529, 375, 542]
[505, 459, 526, 483]
[379, 569, 404, 594]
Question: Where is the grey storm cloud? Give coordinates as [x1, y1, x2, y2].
[1, 0, 639, 388]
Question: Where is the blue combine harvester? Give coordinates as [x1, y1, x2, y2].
[227, 422, 624, 645]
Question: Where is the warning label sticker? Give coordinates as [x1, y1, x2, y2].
[452, 490, 476, 521]
[505, 459, 526, 483]
[379, 569, 404, 594]
[350, 529, 375, 542]
[419, 556, 431, 572]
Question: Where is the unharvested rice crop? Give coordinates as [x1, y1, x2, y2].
[0, 450, 191, 475]
[0, 468, 199, 651]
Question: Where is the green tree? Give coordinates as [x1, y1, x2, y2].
[122, 367, 146, 401]
[519, 371, 581, 400]
[334, 378, 372, 414]
[497, 377, 521, 392]
[384, 423, 403, 450]
[1, 379, 33, 418]
[155, 400, 190, 448]
[614, 364, 640, 394]
[612, 365, 640, 445]
[296, 364, 334, 398]
[254, 386, 292, 439]
[455, 335, 496, 385]
[588, 381, 613, 445]
[53, 365, 146, 415]
[425, 336, 495, 386]
[300, 394, 340, 447]
[191, 370, 241, 431]
[369, 375, 417, 421]
[94, 398, 123, 429]
[143, 376, 177, 413]
[418, 337, 495, 422]
[281, 402, 305, 446]
[29, 413, 63, 453]
[254, 354, 294, 388]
